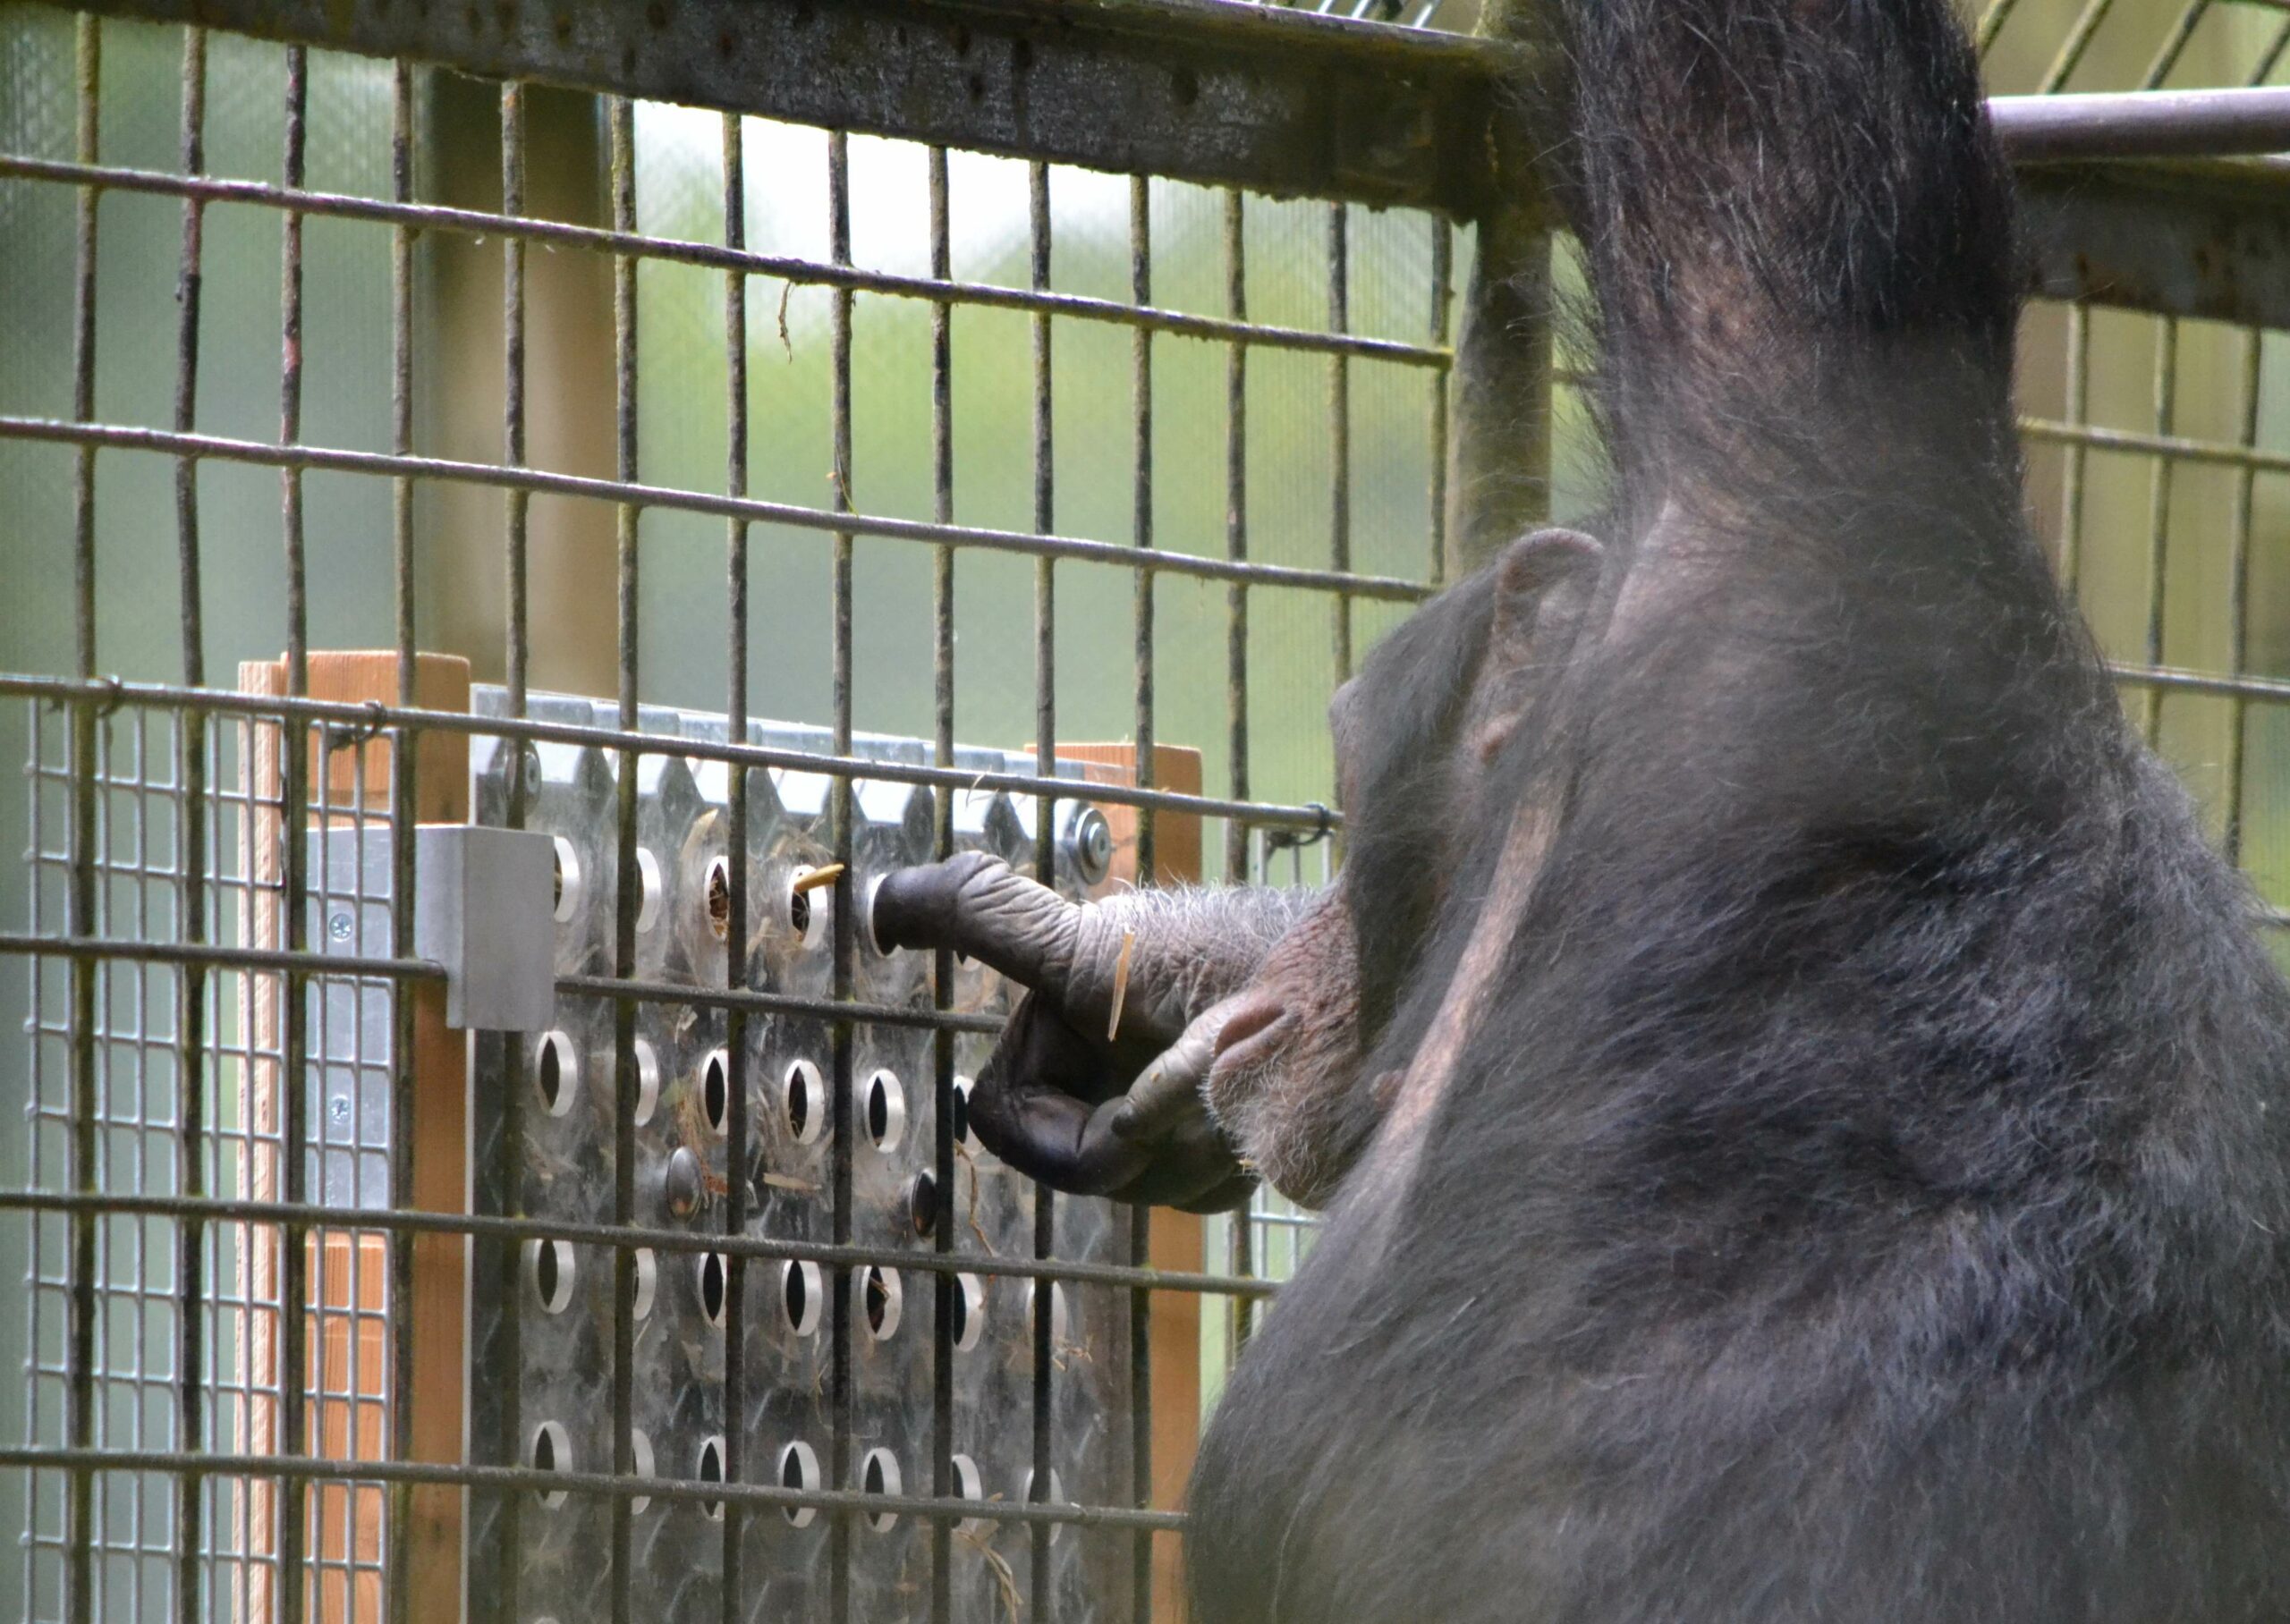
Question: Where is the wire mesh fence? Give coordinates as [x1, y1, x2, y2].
[0, 4, 1439, 1620]
[10, 0, 2290, 1620]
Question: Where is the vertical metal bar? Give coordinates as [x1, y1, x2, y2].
[23, 698, 43, 1624]
[606, 92, 640, 1624]
[2224, 327, 2262, 867]
[278, 45, 313, 1624]
[505, 84, 531, 729]
[1327, 202, 1353, 684]
[1428, 220, 1451, 593]
[2058, 303, 2091, 596]
[1126, 171, 1158, 1624]
[825, 126, 857, 1624]
[719, 107, 753, 1624]
[1027, 156, 1059, 1624]
[488, 76, 530, 1624]
[2142, 317, 2178, 747]
[926, 140, 956, 1624]
[2142, 0, 2210, 89]
[2252, 21, 2290, 86]
[384, 62, 425, 1624]
[65, 17, 102, 1624]
[172, 28, 210, 1624]
[1973, 0, 2023, 54]
[1222, 188, 1256, 1351]
[127, 707, 149, 1624]
[2040, 0, 2119, 92]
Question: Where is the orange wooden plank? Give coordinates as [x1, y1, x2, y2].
[234, 653, 471, 1624]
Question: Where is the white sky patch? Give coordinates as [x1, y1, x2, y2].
[636, 103, 1138, 285]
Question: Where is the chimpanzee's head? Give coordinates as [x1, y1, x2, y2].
[1204, 529, 1605, 1205]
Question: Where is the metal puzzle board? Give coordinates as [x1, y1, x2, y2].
[461, 689, 1137, 1624]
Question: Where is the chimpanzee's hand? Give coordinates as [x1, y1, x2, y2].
[870, 852, 1272, 1212]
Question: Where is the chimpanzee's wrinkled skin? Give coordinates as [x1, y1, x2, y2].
[875, 1, 2290, 1616]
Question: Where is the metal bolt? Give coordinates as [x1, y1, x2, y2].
[666, 1146, 704, 1219]
[327, 912, 353, 943]
[1064, 804, 1114, 887]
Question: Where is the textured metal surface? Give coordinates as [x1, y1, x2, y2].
[2021, 159, 2290, 334]
[463, 688, 1139, 1624]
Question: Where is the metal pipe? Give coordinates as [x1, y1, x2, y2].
[1993, 86, 2290, 164]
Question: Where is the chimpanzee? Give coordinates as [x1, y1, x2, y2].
[872, 0, 2290, 1616]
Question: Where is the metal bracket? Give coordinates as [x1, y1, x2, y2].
[413, 825, 556, 1031]
[310, 824, 556, 1032]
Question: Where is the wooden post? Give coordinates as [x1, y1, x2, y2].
[236, 652, 471, 1624]
[1060, 744, 1205, 1624]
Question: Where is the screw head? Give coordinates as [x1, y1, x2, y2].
[665, 1146, 704, 1219]
[327, 912, 353, 942]
[1064, 805, 1113, 887]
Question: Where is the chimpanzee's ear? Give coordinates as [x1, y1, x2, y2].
[1468, 527, 1604, 765]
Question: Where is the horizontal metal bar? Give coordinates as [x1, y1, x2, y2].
[0, 1188, 1282, 1298]
[0, 933, 430, 982]
[2022, 413, 2290, 474]
[0, 934, 1008, 1031]
[0, 156, 1447, 368]
[0, 1447, 1187, 1533]
[0, 417, 1431, 603]
[64, 0, 1527, 215]
[1994, 87, 2290, 165]
[2105, 661, 2290, 705]
[0, 671, 1350, 828]
[553, 971, 1001, 1033]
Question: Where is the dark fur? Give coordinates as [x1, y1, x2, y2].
[1185, 2, 2290, 1619]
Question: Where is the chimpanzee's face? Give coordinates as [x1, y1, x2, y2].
[1202, 530, 1605, 1204]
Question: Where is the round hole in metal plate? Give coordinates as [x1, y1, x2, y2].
[782, 1259, 821, 1337]
[779, 1440, 821, 1527]
[535, 1031, 577, 1119]
[704, 855, 732, 941]
[864, 1070, 905, 1153]
[530, 1420, 571, 1508]
[953, 1272, 985, 1352]
[698, 1434, 726, 1520]
[634, 847, 664, 935]
[628, 1427, 656, 1515]
[698, 1251, 727, 1326]
[632, 1247, 657, 1321]
[550, 836, 581, 924]
[631, 1038, 660, 1129]
[856, 1265, 901, 1341]
[783, 1058, 824, 1146]
[525, 1238, 575, 1315]
[702, 1048, 730, 1135]
[861, 1448, 902, 1532]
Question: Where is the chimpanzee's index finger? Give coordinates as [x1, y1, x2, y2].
[869, 850, 1082, 997]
